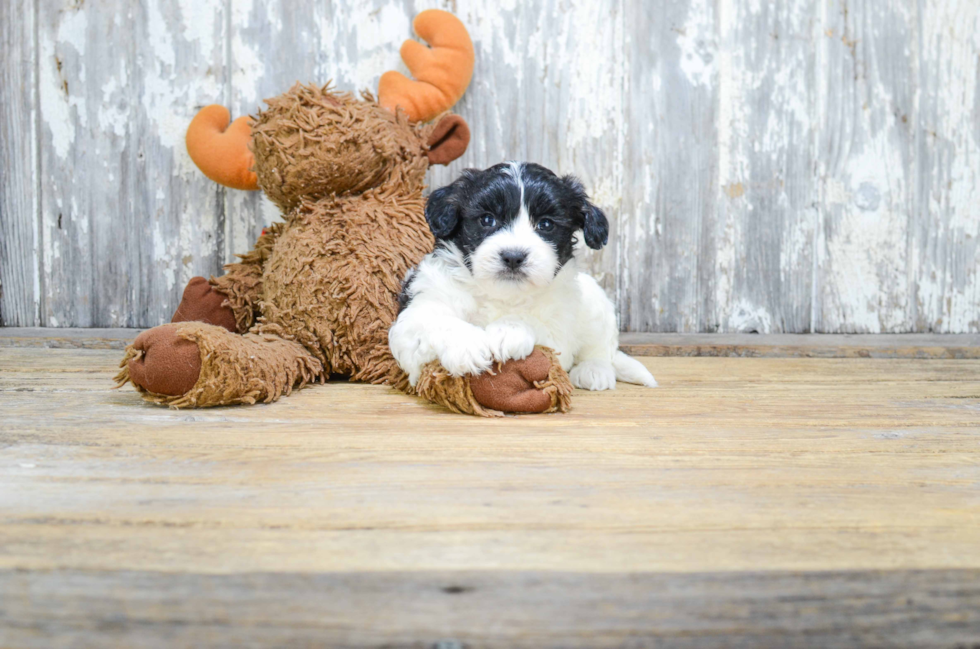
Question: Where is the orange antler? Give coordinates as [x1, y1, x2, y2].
[378, 10, 474, 123]
[185, 105, 258, 191]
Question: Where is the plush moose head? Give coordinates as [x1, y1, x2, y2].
[184, 10, 473, 210]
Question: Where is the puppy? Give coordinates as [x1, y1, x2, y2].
[389, 162, 657, 392]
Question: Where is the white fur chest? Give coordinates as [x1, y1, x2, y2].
[461, 269, 585, 370]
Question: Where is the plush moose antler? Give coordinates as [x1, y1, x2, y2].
[378, 9, 475, 123]
[185, 106, 258, 191]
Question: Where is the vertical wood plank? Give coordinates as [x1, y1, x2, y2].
[521, 0, 627, 293]
[442, 0, 628, 291]
[911, 0, 980, 333]
[813, 0, 916, 333]
[702, 0, 817, 333]
[0, 0, 39, 327]
[223, 0, 322, 261]
[619, 0, 718, 332]
[135, 1, 229, 326]
[36, 0, 226, 326]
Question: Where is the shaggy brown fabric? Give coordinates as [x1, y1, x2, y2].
[211, 221, 284, 333]
[115, 322, 322, 408]
[415, 347, 573, 417]
[251, 84, 430, 213]
[256, 188, 433, 386]
[171, 276, 238, 332]
[230, 84, 432, 388]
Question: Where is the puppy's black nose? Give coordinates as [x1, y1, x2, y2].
[500, 249, 528, 270]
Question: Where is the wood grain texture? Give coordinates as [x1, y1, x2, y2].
[3, 569, 979, 648]
[1, 0, 979, 332]
[0, 0, 39, 327]
[912, 0, 980, 333]
[814, 0, 915, 333]
[705, 0, 816, 334]
[617, 331, 980, 358]
[620, 0, 709, 332]
[1, 346, 979, 645]
[35, 0, 227, 327]
[5, 327, 980, 357]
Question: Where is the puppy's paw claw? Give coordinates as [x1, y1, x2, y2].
[439, 331, 493, 377]
[486, 321, 536, 363]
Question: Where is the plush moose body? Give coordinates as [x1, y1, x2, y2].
[116, 11, 572, 416]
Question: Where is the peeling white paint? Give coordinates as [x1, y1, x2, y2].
[727, 299, 773, 333]
[564, 2, 627, 155]
[39, 38, 74, 160]
[98, 70, 128, 137]
[677, 0, 717, 88]
[914, 0, 980, 332]
[176, 0, 218, 49]
[57, 8, 88, 64]
[39, 7, 88, 160]
[153, 220, 177, 292]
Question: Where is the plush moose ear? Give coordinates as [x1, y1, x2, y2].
[425, 184, 461, 239]
[562, 175, 609, 250]
[426, 115, 470, 166]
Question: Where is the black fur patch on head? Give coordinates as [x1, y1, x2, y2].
[556, 173, 609, 250]
[424, 162, 609, 270]
[396, 268, 417, 314]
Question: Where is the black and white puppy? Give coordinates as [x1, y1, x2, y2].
[389, 162, 657, 391]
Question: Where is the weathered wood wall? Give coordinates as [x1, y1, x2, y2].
[1, 0, 978, 331]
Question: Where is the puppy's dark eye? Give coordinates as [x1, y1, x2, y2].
[480, 215, 496, 228]
[536, 218, 555, 232]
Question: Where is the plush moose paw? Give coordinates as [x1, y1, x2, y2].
[470, 350, 556, 413]
[171, 276, 238, 332]
[124, 325, 203, 397]
[415, 346, 573, 417]
[117, 322, 322, 408]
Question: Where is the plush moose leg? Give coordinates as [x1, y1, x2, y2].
[115, 322, 322, 408]
[171, 277, 239, 332]
[415, 347, 573, 417]
[172, 222, 285, 334]
[210, 224, 284, 332]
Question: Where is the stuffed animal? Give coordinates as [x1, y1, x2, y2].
[114, 10, 572, 416]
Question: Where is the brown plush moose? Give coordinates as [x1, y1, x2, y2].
[115, 10, 572, 416]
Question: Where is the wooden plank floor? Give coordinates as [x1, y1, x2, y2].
[1, 338, 980, 647]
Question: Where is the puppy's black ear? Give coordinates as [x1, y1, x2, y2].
[562, 175, 609, 250]
[425, 185, 460, 239]
[583, 203, 609, 250]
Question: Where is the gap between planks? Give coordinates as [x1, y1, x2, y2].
[1, 327, 978, 357]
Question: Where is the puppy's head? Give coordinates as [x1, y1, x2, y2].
[425, 162, 608, 289]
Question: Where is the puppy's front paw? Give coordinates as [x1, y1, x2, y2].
[486, 320, 536, 363]
[569, 360, 617, 391]
[439, 328, 493, 377]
